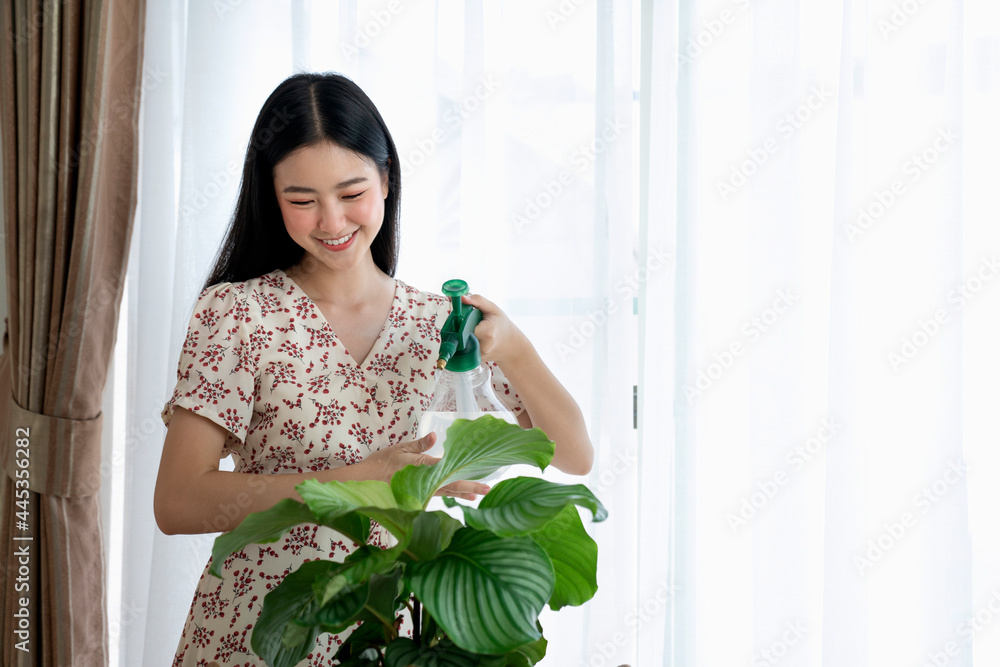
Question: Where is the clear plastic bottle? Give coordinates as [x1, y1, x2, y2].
[417, 364, 518, 482]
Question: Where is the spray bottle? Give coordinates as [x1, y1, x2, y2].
[417, 279, 519, 482]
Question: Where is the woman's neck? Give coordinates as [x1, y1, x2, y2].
[285, 253, 391, 309]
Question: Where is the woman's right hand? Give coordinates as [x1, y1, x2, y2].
[357, 432, 490, 501]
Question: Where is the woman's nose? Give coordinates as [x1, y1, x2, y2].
[318, 202, 349, 234]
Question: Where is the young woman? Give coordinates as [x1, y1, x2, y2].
[154, 72, 593, 666]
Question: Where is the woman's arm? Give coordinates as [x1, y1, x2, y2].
[154, 407, 489, 535]
[462, 294, 594, 475]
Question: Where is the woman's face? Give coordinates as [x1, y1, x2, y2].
[273, 140, 389, 277]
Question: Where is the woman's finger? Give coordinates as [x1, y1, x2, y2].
[462, 293, 499, 315]
[397, 432, 435, 454]
[414, 432, 436, 452]
[436, 481, 491, 501]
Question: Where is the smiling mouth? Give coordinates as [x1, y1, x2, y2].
[317, 230, 357, 247]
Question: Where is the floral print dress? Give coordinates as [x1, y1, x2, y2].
[161, 269, 523, 667]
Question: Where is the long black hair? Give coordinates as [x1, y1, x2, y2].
[203, 72, 401, 290]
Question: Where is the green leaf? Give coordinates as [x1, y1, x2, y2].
[314, 582, 369, 633]
[281, 619, 312, 649]
[446, 477, 604, 610]
[298, 478, 435, 542]
[313, 544, 404, 606]
[297, 478, 400, 517]
[355, 506, 421, 540]
[530, 505, 599, 610]
[306, 563, 406, 637]
[458, 477, 607, 536]
[333, 619, 385, 661]
[361, 567, 405, 631]
[251, 559, 333, 667]
[209, 499, 317, 577]
[391, 416, 555, 510]
[337, 651, 381, 667]
[322, 510, 373, 545]
[405, 528, 554, 654]
[505, 634, 547, 666]
[405, 511, 464, 561]
[385, 637, 506, 667]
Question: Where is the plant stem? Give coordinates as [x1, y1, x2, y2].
[413, 597, 421, 645]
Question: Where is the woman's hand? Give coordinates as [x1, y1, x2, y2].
[461, 294, 596, 476]
[358, 432, 491, 501]
[461, 293, 531, 367]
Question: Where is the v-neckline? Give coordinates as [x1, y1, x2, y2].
[278, 269, 400, 368]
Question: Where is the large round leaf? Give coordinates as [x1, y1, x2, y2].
[310, 581, 368, 633]
[391, 417, 555, 510]
[251, 559, 333, 667]
[529, 505, 599, 609]
[297, 478, 412, 538]
[505, 634, 548, 666]
[404, 511, 464, 561]
[443, 478, 604, 610]
[385, 637, 506, 667]
[313, 545, 404, 606]
[405, 528, 554, 654]
[297, 478, 399, 517]
[210, 499, 317, 577]
[451, 477, 607, 536]
[332, 619, 384, 663]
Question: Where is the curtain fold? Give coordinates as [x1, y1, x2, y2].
[0, 1, 145, 665]
[638, 0, 678, 664]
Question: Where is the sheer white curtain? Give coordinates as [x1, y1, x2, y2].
[666, 0, 1000, 666]
[112, 0, 1000, 666]
[116, 1, 648, 665]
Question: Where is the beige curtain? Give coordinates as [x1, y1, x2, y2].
[0, 1, 144, 665]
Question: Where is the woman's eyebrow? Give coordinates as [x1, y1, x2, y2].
[336, 176, 369, 188]
[281, 176, 369, 194]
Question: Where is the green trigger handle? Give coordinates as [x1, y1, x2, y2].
[436, 279, 482, 372]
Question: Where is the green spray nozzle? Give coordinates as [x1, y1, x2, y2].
[436, 279, 482, 372]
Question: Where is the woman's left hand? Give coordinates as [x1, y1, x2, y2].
[461, 293, 530, 368]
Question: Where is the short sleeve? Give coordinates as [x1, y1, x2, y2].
[161, 282, 260, 455]
[487, 361, 525, 417]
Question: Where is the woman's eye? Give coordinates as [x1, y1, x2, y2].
[342, 191, 366, 200]
[289, 200, 313, 206]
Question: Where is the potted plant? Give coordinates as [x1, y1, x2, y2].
[210, 416, 607, 667]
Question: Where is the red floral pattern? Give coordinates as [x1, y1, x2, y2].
[161, 270, 523, 665]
